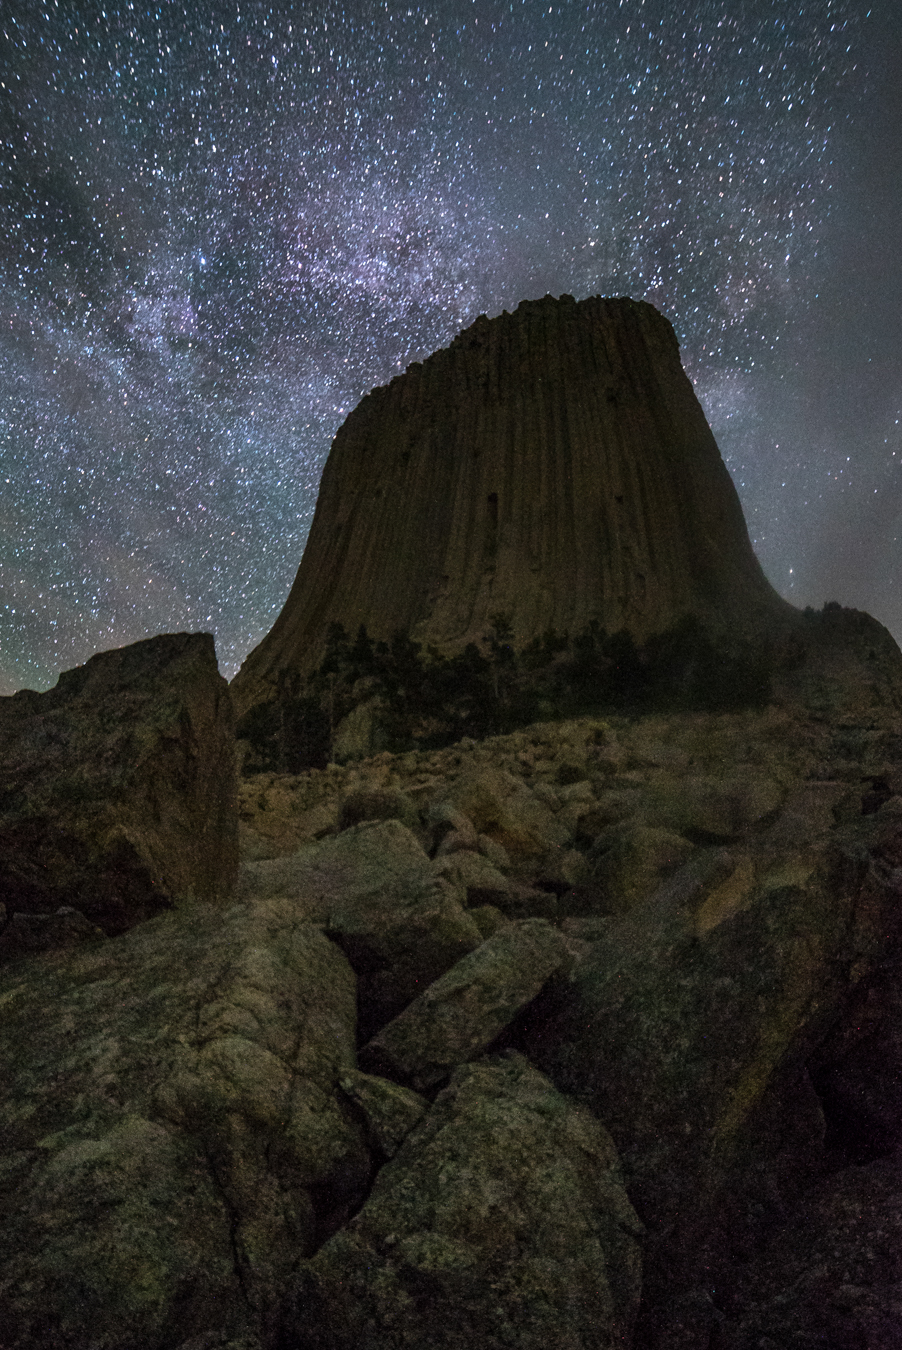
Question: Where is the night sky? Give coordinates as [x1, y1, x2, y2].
[2, 1, 900, 695]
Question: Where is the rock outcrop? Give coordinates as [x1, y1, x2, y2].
[0, 632, 237, 947]
[232, 295, 792, 719]
[0, 894, 367, 1348]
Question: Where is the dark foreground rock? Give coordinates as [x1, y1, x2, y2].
[0, 896, 368, 1349]
[0, 633, 237, 944]
[713, 1154, 902, 1349]
[5, 689, 902, 1347]
[361, 916, 571, 1090]
[525, 788, 902, 1345]
[291, 1053, 644, 1350]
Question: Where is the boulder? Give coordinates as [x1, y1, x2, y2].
[431, 848, 513, 907]
[588, 822, 695, 913]
[337, 1069, 430, 1158]
[712, 1156, 902, 1348]
[238, 770, 345, 855]
[337, 783, 419, 833]
[444, 767, 572, 870]
[535, 845, 593, 893]
[239, 819, 483, 1035]
[644, 770, 786, 841]
[425, 800, 479, 854]
[808, 925, 902, 1163]
[0, 632, 237, 941]
[467, 903, 510, 938]
[361, 917, 571, 1090]
[476, 832, 511, 870]
[293, 1052, 644, 1350]
[4, 688, 902, 1346]
[527, 795, 902, 1346]
[530, 779, 562, 810]
[0, 896, 367, 1349]
[582, 786, 646, 832]
[238, 817, 434, 911]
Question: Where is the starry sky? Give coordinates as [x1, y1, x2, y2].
[1, 0, 900, 694]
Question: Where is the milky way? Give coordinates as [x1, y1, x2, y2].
[1, 0, 899, 693]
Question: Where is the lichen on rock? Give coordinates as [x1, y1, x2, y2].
[293, 1052, 644, 1350]
[0, 896, 367, 1348]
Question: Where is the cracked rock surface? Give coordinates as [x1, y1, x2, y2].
[0, 897, 367, 1349]
[292, 1052, 644, 1350]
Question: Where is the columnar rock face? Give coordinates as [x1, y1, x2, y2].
[233, 294, 790, 716]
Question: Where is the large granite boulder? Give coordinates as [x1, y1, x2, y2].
[238, 818, 483, 1036]
[361, 916, 572, 1090]
[0, 895, 368, 1349]
[0, 632, 237, 943]
[442, 766, 573, 872]
[525, 782, 902, 1345]
[292, 1052, 644, 1350]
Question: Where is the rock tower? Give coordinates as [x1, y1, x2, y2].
[233, 295, 791, 716]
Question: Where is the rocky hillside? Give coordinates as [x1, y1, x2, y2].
[3, 627, 902, 1347]
[232, 295, 793, 723]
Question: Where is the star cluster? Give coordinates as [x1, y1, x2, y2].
[1, 0, 899, 692]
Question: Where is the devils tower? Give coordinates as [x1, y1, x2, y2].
[232, 294, 792, 721]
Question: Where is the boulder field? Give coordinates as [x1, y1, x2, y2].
[3, 635, 902, 1347]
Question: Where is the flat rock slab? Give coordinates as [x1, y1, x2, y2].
[295, 1052, 644, 1350]
[0, 632, 237, 940]
[361, 916, 571, 1090]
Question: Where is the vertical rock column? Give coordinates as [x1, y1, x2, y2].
[233, 294, 790, 718]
